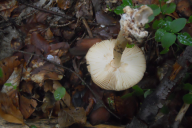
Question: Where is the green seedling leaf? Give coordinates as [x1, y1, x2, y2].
[155, 29, 167, 42]
[148, 4, 161, 16]
[170, 18, 187, 33]
[165, 16, 173, 21]
[188, 16, 192, 23]
[132, 85, 144, 96]
[160, 47, 169, 54]
[162, 21, 171, 31]
[177, 32, 192, 46]
[144, 89, 153, 98]
[148, 15, 155, 23]
[54, 87, 66, 101]
[0, 68, 3, 78]
[183, 94, 192, 104]
[152, 19, 165, 29]
[183, 83, 192, 91]
[145, 24, 150, 28]
[126, 44, 135, 48]
[114, 5, 125, 15]
[161, 32, 176, 48]
[30, 125, 37, 128]
[160, 105, 169, 114]
[123, 0, 133, 6]
[161, 3, 176, 14]
[4, 83, 13, 86]
[121, 93, 133, 99]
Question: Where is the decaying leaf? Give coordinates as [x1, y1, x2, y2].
[0, 0, 17, 11]
[41, 92, 56, 115]
[0, 92, 24, 124]
[1, 64, 23, 93]
[75, 0, 93, 19]
[19, 95, 37, 119]
[58, 107, 86, 127]
[69, 38, 102, 56]
[0, 56, 21, 87]
[57, 0, 74, 10]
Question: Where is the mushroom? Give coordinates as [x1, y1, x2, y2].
[86, 5, 153, 91]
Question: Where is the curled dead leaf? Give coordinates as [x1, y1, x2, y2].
[0, 92, 24, 124]
[58, 107, 86, 127]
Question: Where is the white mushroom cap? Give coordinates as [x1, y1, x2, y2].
[120, 5, 153, 43]
[86, 39, 146, 91]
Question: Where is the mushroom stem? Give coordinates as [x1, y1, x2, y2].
[112, 30, 128, 68]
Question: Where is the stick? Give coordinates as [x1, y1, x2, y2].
[82, 17, 93, 38]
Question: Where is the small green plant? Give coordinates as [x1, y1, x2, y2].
[114, 0, 192, 54]
[4, 83, 17, 90]
[183, 83, 192, 104]
[121, 85, 144, 99]
[54, 86, 66, 101]
[29, 125, 37, 128]
[0, 68, 3, 78]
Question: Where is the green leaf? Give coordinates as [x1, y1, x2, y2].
[152, 19, 165, 29]
[160, 48, 169, 54]
[162, 21, 171, 32]
[148, 15, 155, 23]
[183, 94, 192, 104]
[160, 105, 169, 114]
[121, 93, 133, 99]
[144, 89, 153, 98]
[170, 18, 187, 33]
[161, 33, 176, 48]
[148, 4, 161, 16]
[145, 24, 150, 28]
[54, 87, 66, 101]
[188, 16, 192, 23]
[183, 83, 192, 91]
[4, 83, 13, 86]
[0, 68, 3, 78]
[132, 85, 144, 96]
[126, 44, 135, 48]
[161, 3, 176, 14]
[155, 29, 167, 42]
[114, 5, 125, 15]
[123, 0, 133, 6]
[30, 125, 37, 128]
[13, 85, 17, 90]
[177, 32, 192, 46]
[165, 16, 173, 21]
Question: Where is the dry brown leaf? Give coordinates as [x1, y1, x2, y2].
[0, 0, 17, 11]
[58, 107, 86, 127]
[0, 92, 24, 124]
[41, 92, 56, 115]
[44, 80, 53, 92]
[57, 0, 74, 10]
[0, 5, 18, 20]
[19, 95, 37, 119]
[1, 64, 23, 93]
[177, 0, 192, 17]
[30, 63, 64, 85]
[20, 81, 34, 94]
[0, 56, 21, 87]
[31, 32, 51, 54]
[69, 38, 102, 56]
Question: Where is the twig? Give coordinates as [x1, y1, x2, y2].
[18, 0, 74, 20]
[173, 103, 190, 128]
[81, 17, 93, 38]
[15, 50, 120, 119]
[50, 20, 75, 27]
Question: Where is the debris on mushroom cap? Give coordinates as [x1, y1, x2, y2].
[120, 5, 153, 43]
[86, 39, 146, 91]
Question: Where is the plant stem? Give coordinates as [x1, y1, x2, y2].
[112, 30, 128, 68]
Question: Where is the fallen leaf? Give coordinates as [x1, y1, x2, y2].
[57, 0, 74, 10]
[0, 56, 21, 87]
[0, 92, 24, 124]
[58, 107, 86, 127]
[19, 95, 37, 119]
